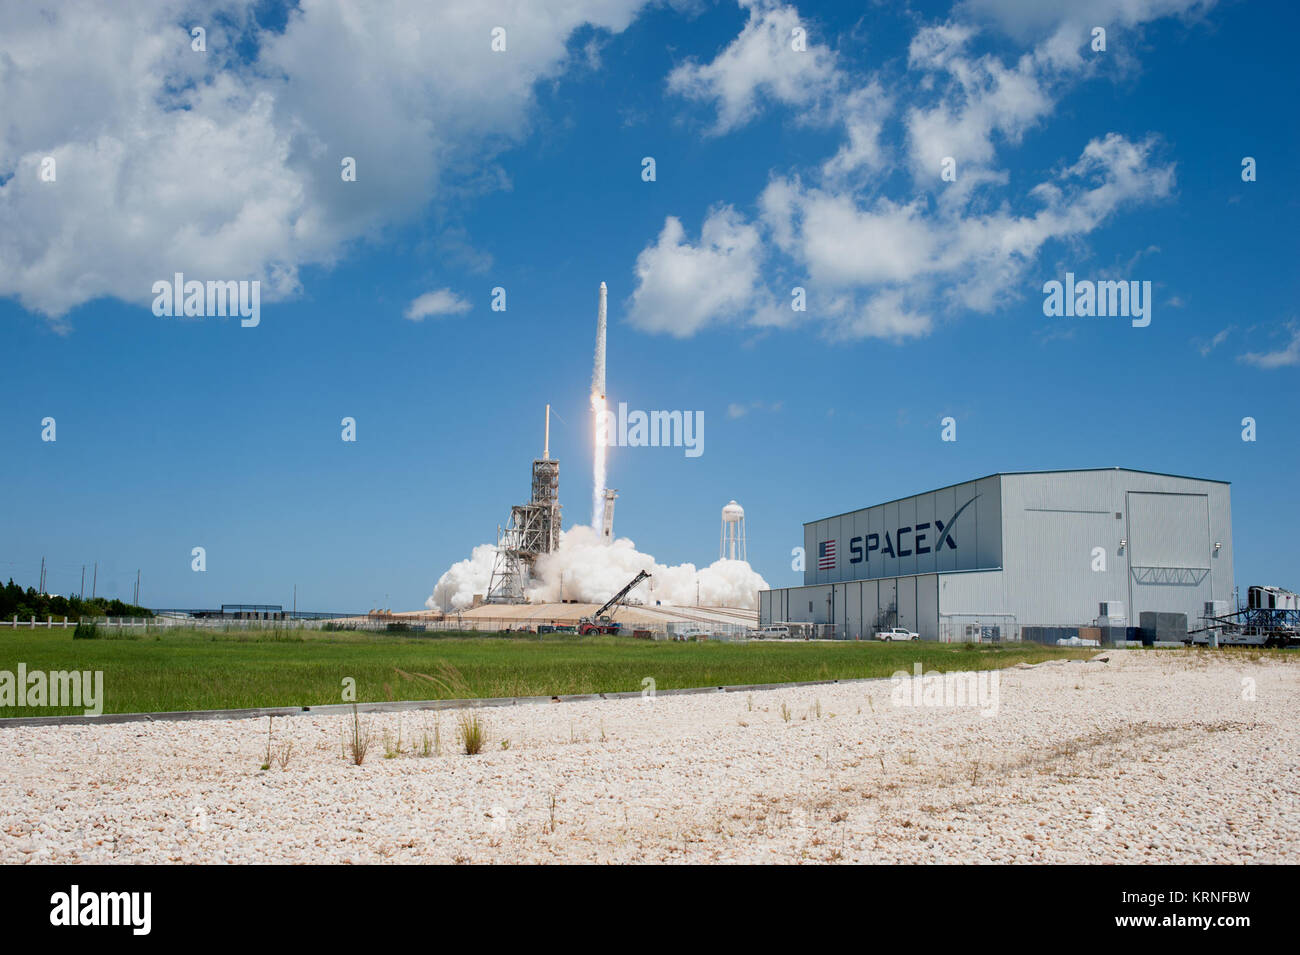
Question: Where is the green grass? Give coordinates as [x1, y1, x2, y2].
[0, 627, 1107, 717]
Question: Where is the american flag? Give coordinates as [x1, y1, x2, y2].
[817, 539, 836, 570]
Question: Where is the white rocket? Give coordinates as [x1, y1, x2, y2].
[592, 281, 607, 400]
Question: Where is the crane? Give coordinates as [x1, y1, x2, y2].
[578, 570, 651, 635]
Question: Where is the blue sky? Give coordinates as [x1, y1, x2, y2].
[1, 0, 1297, 611]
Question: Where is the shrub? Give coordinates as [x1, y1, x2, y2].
[73, 622, 99, 640]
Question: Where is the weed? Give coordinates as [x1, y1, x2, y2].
[346, 703, 372, 766]
[261, 716, 274, 770]
[781, 702, 791, 723]
[458, 711, 486, 755]
[273, 740, 293, 770]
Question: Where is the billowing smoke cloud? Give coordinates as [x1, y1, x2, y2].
[427, 542, 499, 612]
[426, 525, 767, 612]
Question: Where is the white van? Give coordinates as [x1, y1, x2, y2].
[750, 626, 791, 639]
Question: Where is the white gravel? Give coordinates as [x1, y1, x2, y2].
[1, 650, 1296, 864]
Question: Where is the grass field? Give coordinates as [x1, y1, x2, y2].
[0, 627, 1102, 717]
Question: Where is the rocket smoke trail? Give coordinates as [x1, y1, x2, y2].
[593, 281, 606, 399]
[591, 281, 607, 532]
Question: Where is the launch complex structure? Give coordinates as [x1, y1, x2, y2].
[485, 405, 563, 603]
[485, 283, 610, 605]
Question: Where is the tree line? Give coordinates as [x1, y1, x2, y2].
[0, 579, 154, 621]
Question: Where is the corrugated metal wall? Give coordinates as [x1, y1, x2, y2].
[801, 475, 1002, 586]
[763, 469, 1234, 640]
[758, 573, 939, 638]
[993, 470, 1231, 629]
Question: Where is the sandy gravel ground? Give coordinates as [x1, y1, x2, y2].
[1, 650, 1296, 864]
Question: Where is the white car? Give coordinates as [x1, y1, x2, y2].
[875, 627, 919, 641]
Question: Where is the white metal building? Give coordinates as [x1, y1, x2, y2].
[758, 468, 1233, 641]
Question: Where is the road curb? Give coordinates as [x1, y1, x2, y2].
[0, 677, 879, 728]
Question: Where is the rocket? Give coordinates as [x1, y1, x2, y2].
[592, 281, 607, 400]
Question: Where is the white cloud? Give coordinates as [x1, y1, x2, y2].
[727, 399, 782, 418]
[904, 21, 1069, 194]
[770, 134, 1170, 329]
[958, 0, 1217, 42]
[0, 0, 650, 326]
[627, 206, 771, 337]
[1239, 325, 1300, 369]
[823, 290, 934, 342]
[630, 130, 1173, 342]
[633, 0, 1191, 343]
[902, 0, 1215, 195]
[820, 82, 893, 180]
[405, 288, 472, 320]
[667, 0, 841, 134]
[1195, 325, 1231, 356]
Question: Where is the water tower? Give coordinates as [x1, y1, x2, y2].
[720, 500, 746, 561]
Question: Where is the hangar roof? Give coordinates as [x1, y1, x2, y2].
[804, 467, 1230, 526]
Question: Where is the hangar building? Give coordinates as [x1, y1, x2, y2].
[757, 468, 1233, 642]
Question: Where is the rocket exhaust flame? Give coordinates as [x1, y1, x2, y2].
[592, 392, 606, 531]
[592, 281, 607, 533]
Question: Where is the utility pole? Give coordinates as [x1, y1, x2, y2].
[135, 569, 140, 605]
[293, 584, 297, 617]
[80, 566, 85, 599]
[39, 557, 46, 593]
[92, 562, 97, 600]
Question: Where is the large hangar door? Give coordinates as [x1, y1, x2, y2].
[898, 577, 917, 632]
[1127, 493, 1210, 570]
[1126, 492, 1213, 621]
[846, 583, 862, 639]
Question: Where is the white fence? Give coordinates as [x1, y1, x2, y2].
[0, 615, 78, 628]
[0, 614, 760, 640]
